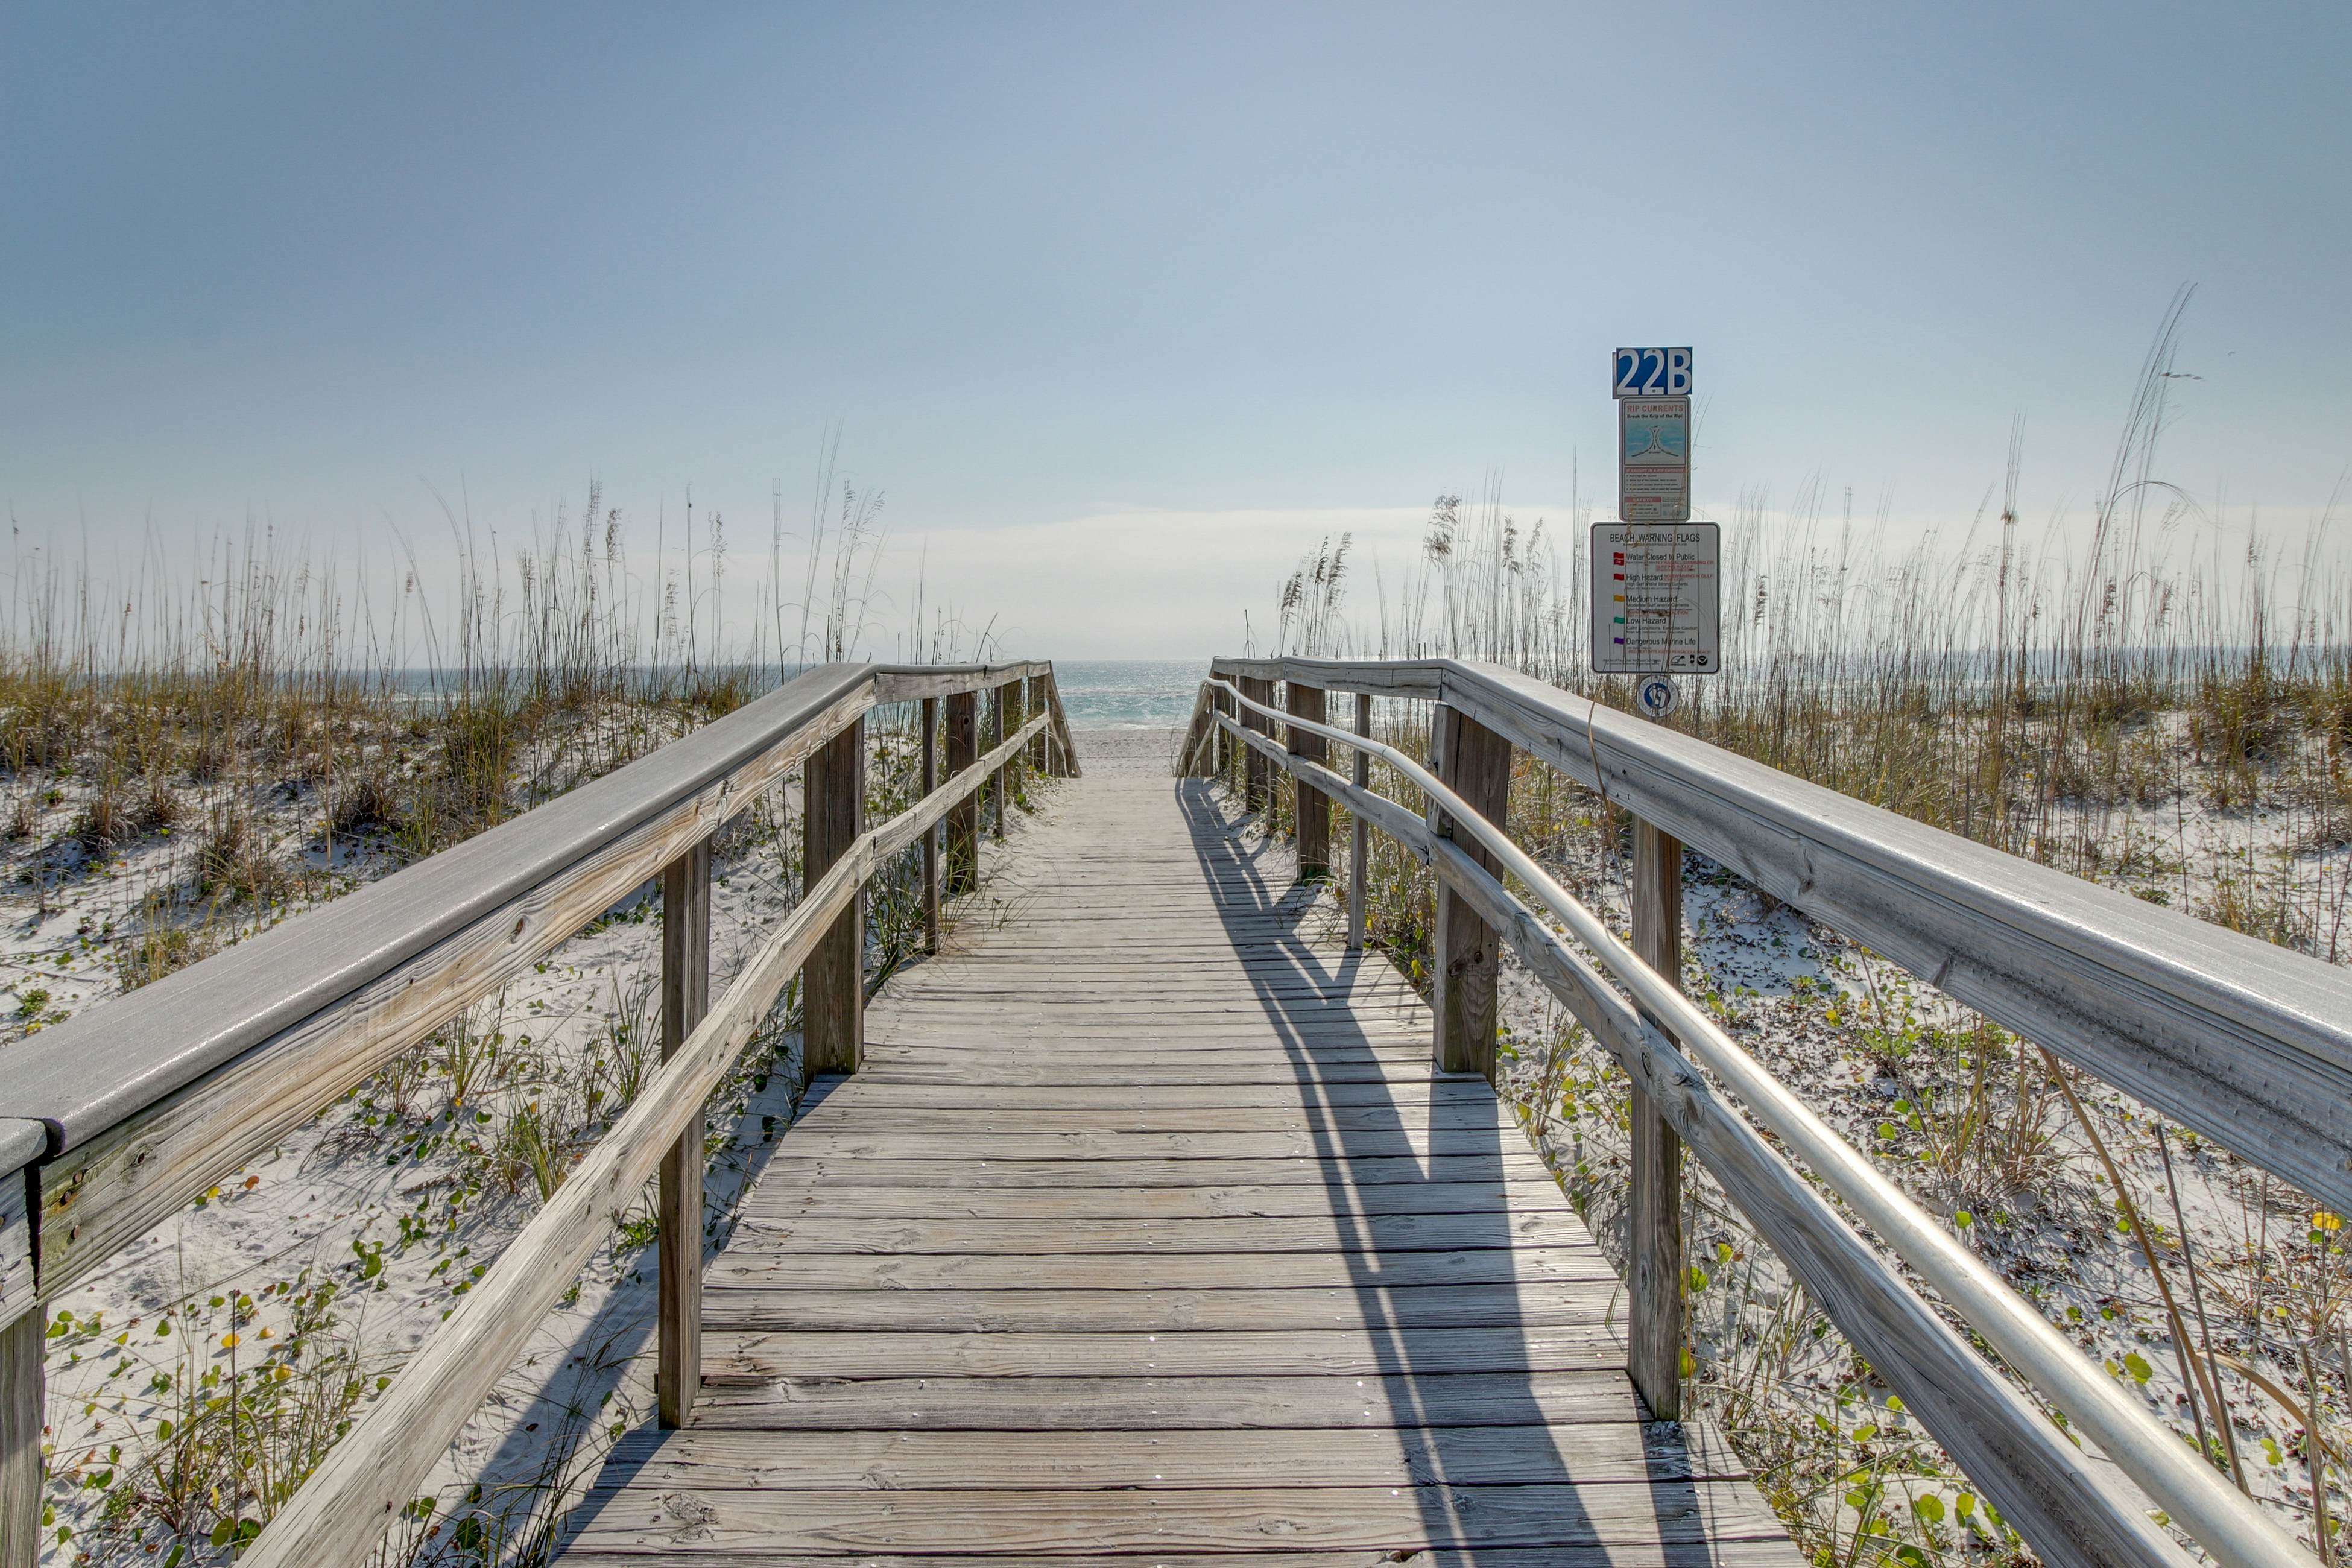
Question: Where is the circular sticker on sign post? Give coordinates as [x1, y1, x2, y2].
[1636, 674, 1680, 721]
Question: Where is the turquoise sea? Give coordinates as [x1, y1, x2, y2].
[370, 659, 1209, 727]
[1051, 660, 1204, 727]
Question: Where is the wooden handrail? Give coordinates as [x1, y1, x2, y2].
[1201, 672, 2309, 1568]
[0, 661, 1070, 1567]
[239, 709, 1053, 1567]
[1207, 656, 2352, 1222]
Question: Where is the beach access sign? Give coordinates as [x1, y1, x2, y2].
[1590, 522, 1720, 674]
[1611, 348, 1693, 525]
[1617, 397, 1691, 523]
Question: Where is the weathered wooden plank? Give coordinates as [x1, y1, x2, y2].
[587, 1420, 1752, 1491]
[557, 1547, 1801, 1568]
[741, 1153, 1553, 1188]
[564, 1481, 1786, 1555]
[783, 1104, 1513, 1136]
[740, 1130, 1536, 1165]
[700, 1281, 1614, 1332]
[703, 1246, 1604, 1293]
[868, 662, 1051, 704]
[794, 1079, 1494, 1111]
[736, 1178, 1566, 1221]
[730, 1209, 1589, 1254]
[849, 1059, 1464, 1087]
[703, 1323, 1622, 1381]
[685, 1368, 1636, 1431]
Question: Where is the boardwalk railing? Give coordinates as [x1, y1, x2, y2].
[1182, 656, 2343, 1568]
[0, 660, 1078, 1566]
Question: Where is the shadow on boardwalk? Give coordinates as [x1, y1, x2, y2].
[1176, 776, 1722, 1563]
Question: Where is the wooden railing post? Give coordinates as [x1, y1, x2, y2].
[0, 1303, 34, 1568]
[656, 839, 709, 1429]
[921, 697, 940, 956]
[804, 717, 864, 1075]
[2, 1151, 39, 1568]
[994, 679, 1022, 840]
[1348, 692, 1371, 950]
[1213, 685, 1231, 776]
[1286, 681, 1329, 877]
[1238, 675, 1274, 813]
[1431, 704, 1511, 1079]
[1630, 818, 1687, 1421]
[1025, 675, 1049, 773]
[945, 692, 978, 896]
[988, 681, 1007, 841]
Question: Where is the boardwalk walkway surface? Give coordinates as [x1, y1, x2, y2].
[563, 769, 1800, 1566]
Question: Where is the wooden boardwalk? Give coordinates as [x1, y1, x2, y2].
[563, 773, 1799, 1565]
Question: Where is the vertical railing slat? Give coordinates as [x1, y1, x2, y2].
[804, 717, 865, 1074]
[1348, 693, 1371, 950]
[1430, 704, 1512, 1080]
[1286, 681, 1329, 878]
[946, 692, 979, 896]
[656, 839, 710, 1428]
[1025, 675, 1049, 774]
[1238, 675, 1274, 813]
[987, 682, 1010, 841]
[921, 697, 940, 956]
[1630, 819, 1687, 1421]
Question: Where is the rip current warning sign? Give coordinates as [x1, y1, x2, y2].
[1590, 523, 1719, 675]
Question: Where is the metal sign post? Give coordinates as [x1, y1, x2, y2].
[1597, 347, 1718, 706]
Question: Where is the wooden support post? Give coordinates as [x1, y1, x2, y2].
[1213, 685, 1231, 776]
[803, 717, 864, 1075]
[986, 683, 1008, 841]
[995, 680, 1023, 838]
[1348, 692, 1371, 950]
[1026, 675, 1049, 772]
[656, 840, 709, 1429]
[1, 1147, 35, 1567]
[0, 1304, 36, 1568]
[1430, 704, 1511, 1080]
[921, 697, 940, 957]
[1238, 675, 1274, 814]
[945, 692, 978, 897]
[1286, 681, 1329, 878]
[1630, 818, 1687, 1422]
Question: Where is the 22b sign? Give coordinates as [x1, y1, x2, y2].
[1611, 347, 1693, 399]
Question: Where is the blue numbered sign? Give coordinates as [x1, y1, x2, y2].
[1611, 347, 1693, 399]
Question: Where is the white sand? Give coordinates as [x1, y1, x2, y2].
[1066, 725, 1183, 778]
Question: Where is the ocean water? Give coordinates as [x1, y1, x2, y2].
[1051, 660, 1205, 728]
[365, 659, 1210, 728]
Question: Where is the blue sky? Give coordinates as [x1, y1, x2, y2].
[5, 3, 2348, 656]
